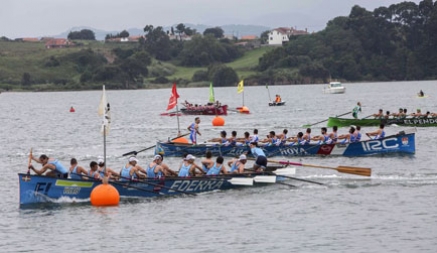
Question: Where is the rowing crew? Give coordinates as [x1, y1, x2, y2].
[27, 150, 267, 180]
[372, 108, 437, 119]
[205, 125, 385, 147]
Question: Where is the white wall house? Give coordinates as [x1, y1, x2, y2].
[268, 27, 309, 45]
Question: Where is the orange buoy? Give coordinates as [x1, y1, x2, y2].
[212, 116, 225, 126]
[239, 106, 250, 114]
[70, 106, 75, 112]
[90, 182, 119, 206]
[173, 137, 189, 143]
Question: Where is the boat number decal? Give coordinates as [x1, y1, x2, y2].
[35, 182, 52, 195]
[168, 179, 224, 193]
[279, 147, 308, 155]
[361, 137, 398, 151]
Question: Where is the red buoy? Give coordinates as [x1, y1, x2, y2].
[70, 106, 75, 112]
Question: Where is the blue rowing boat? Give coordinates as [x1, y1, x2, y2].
[18, 170, 294, 205]
[155, 132, 415, 157]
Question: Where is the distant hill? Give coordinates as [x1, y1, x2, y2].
[52, 24, 272, 40]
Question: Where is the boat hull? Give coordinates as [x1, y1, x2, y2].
[180, 105, 228, 115]
[18, 172, 282, 205]
[269, 101, 286, 106]
[327, 117, 437, 127]
[156, 133, 415, 157]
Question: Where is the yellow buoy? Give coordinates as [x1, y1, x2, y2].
[173, 137, 189, 143]
[212, 116, 225, 126]
[90, 181, 120, 206]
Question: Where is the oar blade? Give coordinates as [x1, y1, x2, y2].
[253, 175, 276, 183]
[272, 168, 296, 176]
[337, 166, 372, 177]
[228, 177, 254, 186]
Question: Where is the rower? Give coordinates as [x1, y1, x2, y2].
[120, 156, 143, 181]
[354, 126, 362, 142]
[97, 158, 119, 179]
[275, 94, 282, 103]
[312, 127, 333, 144]
[69, 158, 88, 179]
[145, 155, 167, 178]
[419, 90, 424, 97]
[372, 109, 384, 119]
[208, 130, 229, 144]
[337, 126, 356, 143]
[28, 154, 69, 178]
[328, 126, 338, 143]
[206, 156, 227, 175]
[178, 154, 203, 177]
[366, 124, 385, 140]
[411, 109, 422, 117]
[227, 155, 247, 174]
[249, 142, 267, 172]
[250, 129, 259, 142]
[201, 151, 214, 173]
[88, 161, 101, 180]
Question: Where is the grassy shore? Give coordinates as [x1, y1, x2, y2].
[0, 40, 272, 90]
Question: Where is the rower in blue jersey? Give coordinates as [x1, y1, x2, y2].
[97, 158, 119, 180]
[236, 131, 251, 145]
[277, 129, 288, 145]
[300, 128, 312, 145]
[146, 155, 167, 178]
[88, 161, 101, 180]
[353, 126, 362, 142]
[329, 126, 338, 143]
[227, 154, 247, 174]
[366, 124, 386, 140]
[228, 131, 238, 146]
[287, 132, 303, 146]
[120, 156, 144, 181]
[337, 126, 356, 144]
[312, 127, 333, 144]
[68, 158, 88, 179]
[200, 151, 214, 173]
[29, 154, 69, 178]
[206, 156, 227, 175]
[250, 129, 259, 143]
[187, 117, 201, 144]
[208, 130, 229, 145]
[178, 154, 204, 177]
[249, 142, 267, 172]
[262, 131, 281, 146]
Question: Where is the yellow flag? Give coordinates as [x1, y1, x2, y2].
[237, 80, 244, 93]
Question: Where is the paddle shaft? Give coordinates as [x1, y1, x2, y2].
[268, 160, 371, 177]
[27, 148, 33, 174]
[304, 111, 351, 127]
[122, 133, 190, 157]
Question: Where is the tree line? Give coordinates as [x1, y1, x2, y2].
[2, 0, 436, 91]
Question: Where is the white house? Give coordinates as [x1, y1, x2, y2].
[268, 27, 309, 45]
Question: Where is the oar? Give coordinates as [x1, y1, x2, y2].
[122, 133, 190, 157]
[266, 171, 324, 185]
[27, 148, 33, 174]
[267, 159, 371, 177]
[302, 111, 350, 127]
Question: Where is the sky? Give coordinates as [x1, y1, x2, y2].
[1, 0, 423, 39]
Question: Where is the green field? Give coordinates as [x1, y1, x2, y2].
[0, 40, 272, 90]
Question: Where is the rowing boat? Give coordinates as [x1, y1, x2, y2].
[269, 101, 286, 106]
[18, 168, 295, 205]
[327, 116, 437, 127]
[155, 132, 415, 157]
[180, 104, 228, 116]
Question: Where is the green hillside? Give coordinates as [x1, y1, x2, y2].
[0, 40, 270, 91]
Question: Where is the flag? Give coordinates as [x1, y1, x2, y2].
[167, 83, 180, 110]
[98, 85, 111, 134]
[209, 82, 215, 103]
[237, 80, 244, 93]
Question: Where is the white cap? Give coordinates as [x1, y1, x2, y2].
[97, 158, 104, 164]
[129, 156, 138, 163]
[239, 154, 247, 160]
[153, 155, 162, 160]
[185, 154, 196, 160]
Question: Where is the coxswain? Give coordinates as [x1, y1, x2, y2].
[248, 142, 267, 172]
[419, 90, 424, 97]
[352, 102, 361, 119]
[187, 117, 201, 144]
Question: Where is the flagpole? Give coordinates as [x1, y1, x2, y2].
[267, 84, 271, 102]
[176, 104, 181, 134]
[242, 91, 245, 106]
[103, 125, 106, 174]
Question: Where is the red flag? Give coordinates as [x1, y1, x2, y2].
[166, 83, 180, 110]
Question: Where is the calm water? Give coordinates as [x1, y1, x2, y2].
[1, 81, 436, 252]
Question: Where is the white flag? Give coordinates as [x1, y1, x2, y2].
[98, 85, 111, 134]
